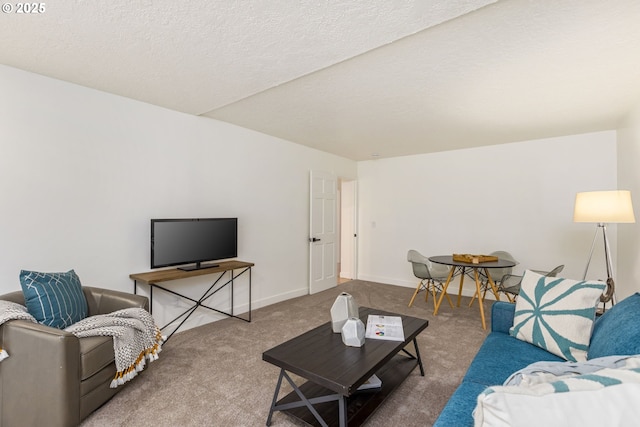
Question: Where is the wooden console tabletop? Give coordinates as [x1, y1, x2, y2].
[130, 260, 254, 284]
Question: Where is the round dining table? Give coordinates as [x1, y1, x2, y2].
[429, 255, 516, 330]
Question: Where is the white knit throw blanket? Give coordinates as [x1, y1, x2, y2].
[0, 301, 163, 388]
[65, 307, 164, 388]
[0, 301, 37, 361]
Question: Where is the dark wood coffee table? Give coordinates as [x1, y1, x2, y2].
[262, 307, 429, 427]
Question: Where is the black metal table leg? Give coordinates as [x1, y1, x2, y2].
[266, 369, 286, 426]
[413, 338, 425, 376]
[400, 337, 425, 377]
[266, 368, 343, 427]
[339, 395, 347, 427]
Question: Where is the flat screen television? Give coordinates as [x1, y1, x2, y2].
[151, 218, 238, 271]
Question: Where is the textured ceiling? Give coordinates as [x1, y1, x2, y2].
[2, 0, 640, 160]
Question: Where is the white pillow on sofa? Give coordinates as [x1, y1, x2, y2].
[474, 366, 640, 427]
[509, 270, 605, 362]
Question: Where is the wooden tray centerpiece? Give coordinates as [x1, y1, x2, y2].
[452, 254, 499, 264]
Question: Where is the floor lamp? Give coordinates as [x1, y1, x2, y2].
[573, 190, 635, 306]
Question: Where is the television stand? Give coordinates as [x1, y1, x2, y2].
[130, 260, 254, 342]
[178, 262, 220, 271]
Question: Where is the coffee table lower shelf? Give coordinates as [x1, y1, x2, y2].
[275, 354, 418, 427]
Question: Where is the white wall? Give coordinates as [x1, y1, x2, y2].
[356, 131, 618, 298]
[0, 65, 356, 331]
[617, 100, 640, 299]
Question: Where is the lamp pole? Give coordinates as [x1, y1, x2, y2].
[582, 223, 615, 303]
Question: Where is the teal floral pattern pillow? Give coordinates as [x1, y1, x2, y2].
[20, 269, 88, 329]
[509, 270, 605, 362]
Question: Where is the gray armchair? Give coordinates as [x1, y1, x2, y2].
[0, 286, 149, 427]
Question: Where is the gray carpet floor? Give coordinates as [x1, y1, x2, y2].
[81, 280, 489, 427]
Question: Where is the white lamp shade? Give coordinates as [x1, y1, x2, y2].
[574, 190, 636, 223]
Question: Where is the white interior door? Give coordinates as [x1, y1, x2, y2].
[340, 180, 357, 280]
[309, 170, 337, 294]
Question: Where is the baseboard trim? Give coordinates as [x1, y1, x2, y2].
[356, 274, 499, 300]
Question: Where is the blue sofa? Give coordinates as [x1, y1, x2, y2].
[433, 293, 640, 427]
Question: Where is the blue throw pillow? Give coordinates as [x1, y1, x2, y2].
[20, 269, 88, 329]
[588, 293, 640, 359]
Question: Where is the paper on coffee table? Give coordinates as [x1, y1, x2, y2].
[357, 374, 382, 391]
[365, 315, 405, 341]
